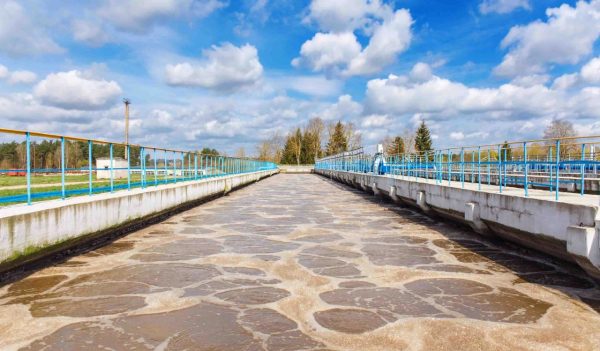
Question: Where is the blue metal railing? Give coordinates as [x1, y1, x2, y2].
[315, 136, 600, 201]
[0, 128, 277, 206]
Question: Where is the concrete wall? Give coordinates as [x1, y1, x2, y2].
[278, 165, 314, 173]
[316, 169, 600, 280]
[0, 170, 278, 271]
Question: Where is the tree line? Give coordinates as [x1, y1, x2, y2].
[256, 118, 362, 165]
[0, 139, 223, 170]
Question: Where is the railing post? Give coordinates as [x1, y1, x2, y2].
[460, 147, 464, 189]
[127, 145, 131, 190]
[154, 148, 158, 186]
[26, 132, 31, 205]
[524, 142, 528, 197]
[581, 143, 585, 196]
[555, 140, 560, 201]
[498, 145, 502, 193]
[61, 136, 65, 199]
[88, 140, 92, 196]
[109, 143, 114, 193]
[164, 151, 168, 184]
[172, 151, 176, 183]
[141, 146, 145, 189]
[477, 146, 481, 191]
[194, 153, 198, 180]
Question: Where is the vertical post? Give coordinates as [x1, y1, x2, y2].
[88, 140, 92, 196]
[581, 143, 585, 196]
[498, 145, 502, 193]
[61, 137, 66, 199]
[163, 151, 167, 184]
[487, 149, 491, 185]
[549, 146, 553, 192]
[26, 132, 31, 205]
[194, 153, 198, 180]
[172, 151, 176, 183]
[141, 147, 145, 189]
[448, 150, 452, 186]
[524, 142, 528, 197]
[555, 140, 560, 201]
[460, 148, 464, 189]
[127, 145, 131, 190]
[109, 143, 114, 193]
[477, 146, 481, 191]
[154, 148, 158, 186]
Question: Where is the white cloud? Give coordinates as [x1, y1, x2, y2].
[581, 56, 600, 83]
[365, 62, 565, 118]
[495, 0, 600, 77]
[0, 1, 62, 56]
[0, 65, 8, 79]
[479, 0, 530, 14]
[34, 70, 122, 110]
[282, 76, 343, 97]
[8, 71, 37, 85]
[361, 114, 389, 128]
[72, 20, 110, 47]
[295, 1, 413, 77]
[165, 43, 263, 90]
[99, 0, 227, 33]
[304, 0, 392, 32]
[317, 94, 363, 121]
[450, 131, 465, 140]
[292, 32, 361, 73]
[409, 62, 433, 82]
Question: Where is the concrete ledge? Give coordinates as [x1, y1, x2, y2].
[0, 170, 278, 272]
[315, 169, 600, 280]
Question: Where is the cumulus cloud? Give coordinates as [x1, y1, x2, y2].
[303, 0, 392, 32]
[72, 20, 110, 47]
[0, 1, 62, 56]
[317, 94, 363, 121]
[294, 1, 413, 77]
[165, 43, 263, 91]
[495, 0, 600, 77]
[7, 71, 37, 85]
[581, 56, 600, 83]
[479, 0, 530, 14]
[0, 65, 38, 85]
[34, 70, 122, 110]
[99, 0, 227, 33]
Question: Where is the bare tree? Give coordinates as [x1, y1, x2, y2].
[305, 117, 325, 161]
[543, 119, 576, 140]
[256, 132, 284, 163]
[235, 147, 246, 158]
[543, 119, 577, 158]
[402, 128, 416, 153]
[344, 122, 362, 150]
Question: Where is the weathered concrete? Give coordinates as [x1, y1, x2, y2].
[0, 173, 598, 350]
[0, 170, 277, 270]
[278, 165, 314, 173]
[316, 169, 600, 280]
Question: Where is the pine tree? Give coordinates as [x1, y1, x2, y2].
[386, 136, 405, 155]
[414, 121, 433, 153]
[326, 121, 348, 156]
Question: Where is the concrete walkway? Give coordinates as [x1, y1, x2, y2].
[0, 174, 599, 350]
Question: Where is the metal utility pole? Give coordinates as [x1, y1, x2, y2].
[123, 98, 131, 159]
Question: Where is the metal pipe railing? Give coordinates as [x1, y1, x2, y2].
[0, 128, 277, 206]
[315, 135, 600, 200]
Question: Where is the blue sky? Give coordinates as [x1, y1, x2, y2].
[0, 0, 599, 154]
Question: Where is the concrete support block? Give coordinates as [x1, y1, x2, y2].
[464, 202, 490, 235]
[567, 225, 600, 280]
[372, 183, 380, 196]
[360, 179, 368, 192]
[389, 186, 399, 202]
[416, 191, 431, 213]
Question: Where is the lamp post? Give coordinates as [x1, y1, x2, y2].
[123, 98, 131, 159]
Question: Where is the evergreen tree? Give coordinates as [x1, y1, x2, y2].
[386, 136, 405, 155]
[414, 121, 433, 153]
[326, 121, 348, 156]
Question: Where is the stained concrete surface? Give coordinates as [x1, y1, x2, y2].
[0, 174, 599, 350]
